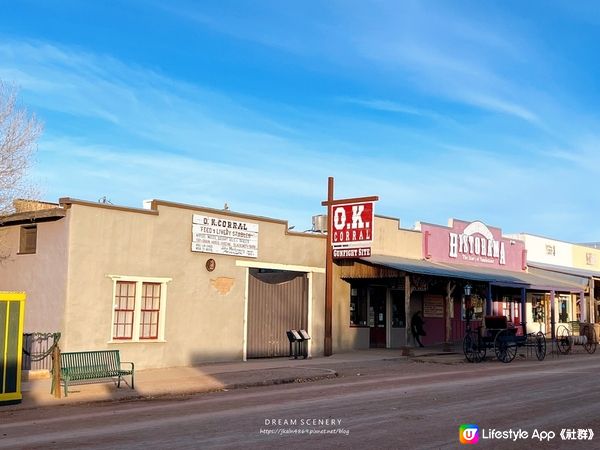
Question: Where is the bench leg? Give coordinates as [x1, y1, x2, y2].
[117, 375, 121, 388]
[131, 372, 134, 389]
[63, 380, 68, 397]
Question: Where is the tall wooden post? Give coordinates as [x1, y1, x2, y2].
[322, 179, 378, 357]
[404, 274, 411, 347]
[592, 278, 597, 323]
[550, 290, 556, 340]
[520, 288, 527, 336]
[444, 281, 455, 352]
[52, 345, 61, 399]
[590, 278, 596, 324]
[324, 177, 334, 356]
[580, 291, 586, 323]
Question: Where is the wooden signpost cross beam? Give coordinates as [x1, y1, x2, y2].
[321, 176, 378, 356]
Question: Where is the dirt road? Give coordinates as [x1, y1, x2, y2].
[2, 354, 599, 449]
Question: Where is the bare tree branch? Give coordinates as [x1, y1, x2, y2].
[0, 80, 43, 216]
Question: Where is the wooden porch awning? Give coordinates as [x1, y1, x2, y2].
[360, 255, 588, 293]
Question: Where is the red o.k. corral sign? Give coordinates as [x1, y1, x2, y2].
[331, 202, 374, 247]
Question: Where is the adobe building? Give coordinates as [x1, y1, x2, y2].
[333, 218, 588, 351]
[1, 196, 596, 370]
[506, 233, 600, 332]
[0, 198, 326, 369]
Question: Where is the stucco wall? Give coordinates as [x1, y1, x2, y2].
[572, 245, 600, 271]
[370, 216, 422, 258]
[0, 218, 69, 333]
[332, 276, 369, 352]
[333, 215, 421, 352]
[62, 202, 326, 369]
[509, 233, 573, 267]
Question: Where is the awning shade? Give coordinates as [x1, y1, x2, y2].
[527, 262, 600, 279]
[362, 255, 587, 292]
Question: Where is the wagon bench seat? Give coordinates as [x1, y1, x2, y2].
[51, 350, 134, 396]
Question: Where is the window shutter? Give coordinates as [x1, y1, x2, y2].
[19, 226, 37, 254]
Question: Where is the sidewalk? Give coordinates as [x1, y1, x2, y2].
[7, 346, 465, 410]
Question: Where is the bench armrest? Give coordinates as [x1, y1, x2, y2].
[121, 361, 135, 372]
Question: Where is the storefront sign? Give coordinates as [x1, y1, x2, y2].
[421, 219, 526, 272]
[449, 221, 506, 265]
[424, 296, 444, 318]
[332, 247, 371, 259]
[331, 201, 375, 260]
[331, 202, 374, 246]
[192, 214, 259, 258]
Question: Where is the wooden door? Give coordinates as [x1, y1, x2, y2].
[369, 287, 387, 348]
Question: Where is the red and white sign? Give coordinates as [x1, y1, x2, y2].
[421, 219, 526, 272]
[331, 202, 374, 247]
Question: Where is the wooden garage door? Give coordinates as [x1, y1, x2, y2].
[247, 269, 308, 358]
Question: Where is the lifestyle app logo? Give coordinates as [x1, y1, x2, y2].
[460, 424, 479, 444]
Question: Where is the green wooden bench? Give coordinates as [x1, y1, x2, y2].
[51, 350, 135, 396]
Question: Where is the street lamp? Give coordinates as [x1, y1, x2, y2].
[464, 283, 474, 330]
[464, 283, 472, 296]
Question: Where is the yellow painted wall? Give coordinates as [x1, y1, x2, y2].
[572, 245, 600, 272]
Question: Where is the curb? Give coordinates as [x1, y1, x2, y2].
[6, 369, 339, 411]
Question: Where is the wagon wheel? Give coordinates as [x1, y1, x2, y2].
[494, 329, 517, 363]
[556, 325, 572, 355]
[581, 325, 597, 354]
[463, 331, 486, 363]
[535, 331, 546, 361]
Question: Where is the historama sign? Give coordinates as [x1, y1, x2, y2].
[420, 219, 527, 272]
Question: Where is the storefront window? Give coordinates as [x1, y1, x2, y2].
[350, 286, 368, 326]
[532, 295, 545, 323]
[558, 295, 569, 323]
[391, 290, 405, 328]
[463, 294, 484, 321]
[501, 296, 512, 321]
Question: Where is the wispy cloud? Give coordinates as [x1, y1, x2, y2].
[2, 0, 600, 242]
[337, 97, 456, 124]
[458, 93, 541, 125]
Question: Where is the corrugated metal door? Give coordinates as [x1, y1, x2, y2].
[247, 269, 308, 358]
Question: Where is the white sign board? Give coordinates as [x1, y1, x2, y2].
[192, 214, 259, 258]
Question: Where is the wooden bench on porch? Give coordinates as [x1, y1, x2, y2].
[51, 350, 135, 396]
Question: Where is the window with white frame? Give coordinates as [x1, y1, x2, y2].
[110, 276, 171, 342]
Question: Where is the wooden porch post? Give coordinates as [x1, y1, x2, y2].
[590, 278, 596, 324]
[550, 290, 556, 340]
[402, 274, 412, 355]
[486, 284, 493, 316]
[444, 280, 455, 352]
[520, 288, 527, 336]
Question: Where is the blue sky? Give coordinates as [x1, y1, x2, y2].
[1, 1, 600, 241]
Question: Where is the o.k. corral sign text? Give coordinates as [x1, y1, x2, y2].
[331, 201, 374, 259]
[192, 214, 259, 258]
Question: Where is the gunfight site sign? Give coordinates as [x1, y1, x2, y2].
[192, 214, 259, 258]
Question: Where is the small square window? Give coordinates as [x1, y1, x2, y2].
[19, 225, 37, 254]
